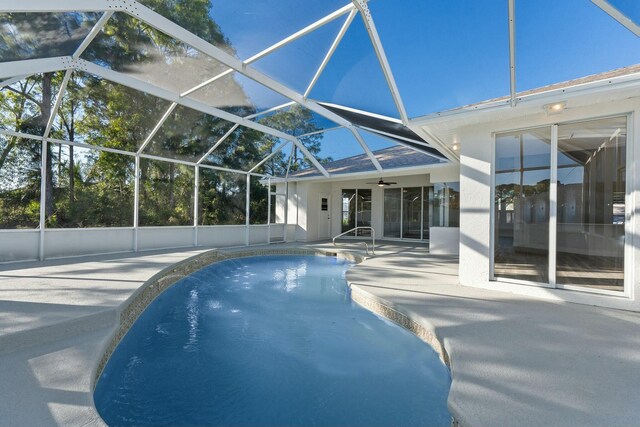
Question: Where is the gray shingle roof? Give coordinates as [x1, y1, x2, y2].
[289, 145, 445, 178]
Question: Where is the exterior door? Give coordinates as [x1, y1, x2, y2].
[318, 194, 331, 239]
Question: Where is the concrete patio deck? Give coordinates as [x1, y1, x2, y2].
[0, 242, 639, 426]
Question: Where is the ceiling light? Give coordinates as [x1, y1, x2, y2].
[452, 144, 459, 151]
[543, 101, 566, 115]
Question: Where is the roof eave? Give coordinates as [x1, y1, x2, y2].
[409, 68, 640, 128]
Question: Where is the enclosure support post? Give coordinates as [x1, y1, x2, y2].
[508, 0, 517, 107]
[37, 70, 72, 261]
[38, 139, 47, 261]
[133, 155, 140, 252]
[194, 166, 199, 247]
[283, 144, 295, 243]
[245, 173, 250, 246]
[549, 124, 558, 287]
[267, 177, 271, 245]
[420, 186, 424, 241]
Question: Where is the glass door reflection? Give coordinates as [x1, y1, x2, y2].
[556, 117, 626, 291]
[384, 188, 401, 238]
[402, 188, 422, 239]
[494, 128, 551, 284]
[356, 189, 372, 236]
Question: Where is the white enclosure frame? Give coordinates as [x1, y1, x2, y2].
[0, 0, 483, 173]
[0, 0, 637, 262]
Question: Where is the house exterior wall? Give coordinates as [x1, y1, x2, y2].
[280, 164, 461, 252]
[457, 96, 640, 311]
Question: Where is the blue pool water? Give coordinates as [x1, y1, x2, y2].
[94, 255, 451, 426]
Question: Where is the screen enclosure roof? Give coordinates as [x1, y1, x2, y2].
[0, 0, 639, 179]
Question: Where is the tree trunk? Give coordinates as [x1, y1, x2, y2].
[41, 72, 54, 220]
[61, 89, 77, 217]
[57, 144, 61, 179]
[69, 144, 74, 212]
[68, 112, 75, 215]
[0, 82, 30, 170]
[169, 162, 175, 210]
[0, 138, 16, 170]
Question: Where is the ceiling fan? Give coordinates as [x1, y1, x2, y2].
[367, 179, 397, 187]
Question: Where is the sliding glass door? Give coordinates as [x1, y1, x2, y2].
[555, 117, 626, 292]
[493, 116, 628, 293]
[402, 188, 423, 239]
[494, 129, 551, 283]
[383, 183, 448, 240]
[341, 190, 356, 235]
[357, 190, 372, 236]
[341, 189, 371, 237]
[384, 188, 401, 238]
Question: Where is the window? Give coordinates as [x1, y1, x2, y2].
[270, 185, 285, 224]
[493, 116, 628, 293]
[432, 183, 460, 227]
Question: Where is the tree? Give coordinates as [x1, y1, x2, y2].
[0, 2, 305, 229]
[258, 105, 330, 174]
[0, 72, 68, 224]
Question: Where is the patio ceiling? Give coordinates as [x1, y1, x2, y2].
[0, 0, 638, 175]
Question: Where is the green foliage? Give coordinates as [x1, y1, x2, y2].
[249, 176, 269, 225]
[47, 146, 135, 228]
[0, 3, 327, 230]
[258, 105, 331, 174]
[198, 169, 245, 225]
[0, 13, 98, 62]
[139, 159, 193, 226]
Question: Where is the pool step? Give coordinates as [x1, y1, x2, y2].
[0, 308, 117, 356]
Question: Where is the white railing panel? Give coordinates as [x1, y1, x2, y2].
[197, 225, 247, 247]
[249, 225, 269, 245]
[137, 226, 194, 251]
[0, 230, 39, 262]
[44, 227, 134, 258]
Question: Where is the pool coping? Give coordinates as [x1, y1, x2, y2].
[348, 286, 451, 368]
[347, 285, 459, 426]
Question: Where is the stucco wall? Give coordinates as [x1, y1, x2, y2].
[330, 174, 430, 241]
[279, 163, 461, 245]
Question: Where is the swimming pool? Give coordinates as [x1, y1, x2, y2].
[94, 255, 451, 426]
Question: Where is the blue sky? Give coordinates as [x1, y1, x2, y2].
[210, 0, 640, 161]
